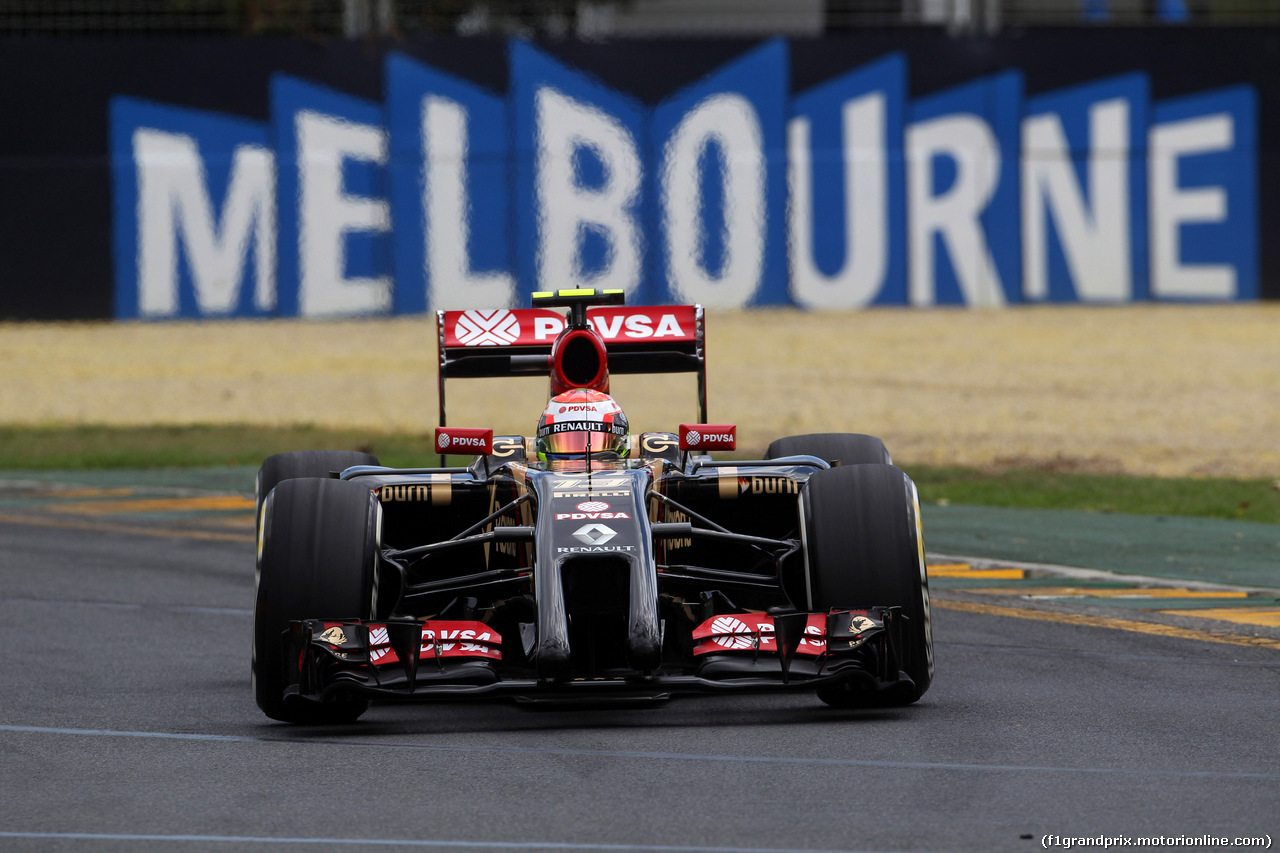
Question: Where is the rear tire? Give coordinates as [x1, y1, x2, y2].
[765, 433, 890, 466]
[253, 477, 381, 724]
[800, 463, 932, 707]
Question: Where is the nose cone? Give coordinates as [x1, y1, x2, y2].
[530, 468, 661, 678]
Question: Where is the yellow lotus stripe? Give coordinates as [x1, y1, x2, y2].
[717, 466, 739, 500]
[935, 599, 1280, 650]
[430, 473, 452, 507]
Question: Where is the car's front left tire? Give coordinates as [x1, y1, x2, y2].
[799, 463, 933, 708]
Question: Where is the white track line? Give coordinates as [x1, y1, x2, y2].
[1, 724, 1276, 781]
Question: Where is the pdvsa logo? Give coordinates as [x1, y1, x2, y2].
[455, 309, 520, 346]
[680, 424, 736, 450]
[532, 313, 690, 341]
[709, 616, 755, 651]
[434, 427, 494, 454]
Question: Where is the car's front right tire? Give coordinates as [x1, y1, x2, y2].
[253, 477, 380, 724]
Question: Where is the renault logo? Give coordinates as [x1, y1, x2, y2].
[573, 523, 617, 546]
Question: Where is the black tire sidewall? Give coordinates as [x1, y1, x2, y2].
[255, 449, 380, 524]
[253, 477, 380, 723]
[801, 463, 932, 701]
[765, 433, 891, 466]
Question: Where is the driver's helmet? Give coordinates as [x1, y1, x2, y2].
[535, 388, 630, 461]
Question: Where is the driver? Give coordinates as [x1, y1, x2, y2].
[535, 388, 630, 463]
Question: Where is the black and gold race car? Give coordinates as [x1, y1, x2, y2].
[252, 289, 932, 723]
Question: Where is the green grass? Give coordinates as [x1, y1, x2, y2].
[0, 425, 442, 471]
[2, 425, 1278, 525]
[909, 464, 1280, 526]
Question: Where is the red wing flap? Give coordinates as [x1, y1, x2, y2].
[308, 621, 503, 666]
[441, 306, 698, 350]
[437, 304, 707, 429]
[437, 307, 703, 381]
[691, 612, 884, 657]
[368, 621, 502, 664]
[691, 613, 828, 657]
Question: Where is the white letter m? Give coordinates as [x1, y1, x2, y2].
[134, 128, 276, 317]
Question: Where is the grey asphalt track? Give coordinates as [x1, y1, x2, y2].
[0, 515, 1277, 852]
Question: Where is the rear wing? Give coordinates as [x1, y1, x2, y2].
[436, 304, 706, 426]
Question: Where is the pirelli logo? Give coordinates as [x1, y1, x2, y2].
[551, 475, 632, 500]
[552, 476, 628, 489]
[379, 474, 453, 506]
[555, 490, 632, 499]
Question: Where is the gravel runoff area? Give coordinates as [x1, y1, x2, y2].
[2, 303, 1277, 478]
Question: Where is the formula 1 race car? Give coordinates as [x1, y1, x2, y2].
[252, 289, 932, 723]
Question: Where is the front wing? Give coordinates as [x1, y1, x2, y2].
[280, 607, 917, 709]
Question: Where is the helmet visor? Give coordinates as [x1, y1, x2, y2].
[536, 418, 629, 459]
[539, 429, 624, 457]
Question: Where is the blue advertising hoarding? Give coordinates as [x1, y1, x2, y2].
[1022, 74, 1149, 303]
[105, 38, 1262, 319]
[110, 98, 275, 319]
[271, 75, 391, 318]
[1149, 85, 1258, 301]
[386, 54, 514, 314]
[788, 53, 908, 309]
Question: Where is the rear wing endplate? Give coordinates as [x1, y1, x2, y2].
[437, 305, 706, 426]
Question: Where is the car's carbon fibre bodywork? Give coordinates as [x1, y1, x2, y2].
[275, 444, 918, 710]
[255, 290, 931, 719]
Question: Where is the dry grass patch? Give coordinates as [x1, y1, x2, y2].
[3, 304, 1278, 478]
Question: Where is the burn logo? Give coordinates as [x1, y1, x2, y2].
[741, 477, 800, 496]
